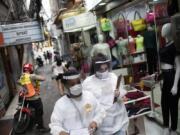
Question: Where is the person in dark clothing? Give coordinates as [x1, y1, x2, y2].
[47, 51, 52, 64]
[43, 52, 48, 64]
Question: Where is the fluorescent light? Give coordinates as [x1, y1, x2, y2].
[99, 2, 106, 6]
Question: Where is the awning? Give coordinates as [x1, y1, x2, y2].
[62, 12, 97, 33]
[54, 7, 86, 24]
[64, 24, 96, 33]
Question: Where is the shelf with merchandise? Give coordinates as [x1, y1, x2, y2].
[122, 51, 145, 57]
[130, 51, 145, 56]
[124, 88, 153, 119]
[123, 61, 146, 67]
[124, 95, 151, 105]
[129, 110, 152, 120]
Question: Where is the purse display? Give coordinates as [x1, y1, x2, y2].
[146, 12, 155, 24]
[131, 11, 147, 32]
[113, 13, 130, 38]
[100, 18, 112, 32]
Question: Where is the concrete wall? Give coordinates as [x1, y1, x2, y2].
[0, 2, 9, 22]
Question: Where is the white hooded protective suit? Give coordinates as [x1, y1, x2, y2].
[82, 73, 129, 135]
[49, 91, 106, 135]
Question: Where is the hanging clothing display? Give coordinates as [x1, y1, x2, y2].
[128, 37, 136, 54]
[135, 35, 144, 52]
[117, 39, 128, 56]
[143, 30, 158, 74]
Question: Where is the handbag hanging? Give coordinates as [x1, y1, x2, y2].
[131, 11, 147, 32]
[100, 18, 112, 32]
[146, 12, 155, 24]
[113, 12, 130, 38]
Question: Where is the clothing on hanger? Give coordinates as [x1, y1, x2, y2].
[135, 36, 144, 52]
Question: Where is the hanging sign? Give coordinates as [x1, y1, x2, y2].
[84, 0, 102, 11]
[0, 21, 44, 46]
[62, 12, 97, 32]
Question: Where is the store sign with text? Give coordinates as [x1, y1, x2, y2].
[62, 12, 97, 32]
[85, 0, 102, 11]
[0, 21, 44, 46]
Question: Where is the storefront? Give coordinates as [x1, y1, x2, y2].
[0, 21, 44, 118]
[0, 53, 9, 117]
[86, 0, 180, 134]
[61, 12, 98, 74]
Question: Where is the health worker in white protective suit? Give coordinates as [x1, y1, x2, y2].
[82, 53, 129, 135]
[49, 67, 106, 135]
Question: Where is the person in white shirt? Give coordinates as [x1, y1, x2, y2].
[82, 53, 129, 135]
[52, 56, 67, 96]
[49, 68, 106, 135]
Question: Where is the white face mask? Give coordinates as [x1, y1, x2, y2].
[69, 84, 82, 96]
[96, 70, 109, 80]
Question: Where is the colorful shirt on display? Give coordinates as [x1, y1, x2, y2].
[159, 42, 176, 66]
[135, 36, 144, 52]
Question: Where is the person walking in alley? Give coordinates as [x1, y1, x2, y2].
[82, 53, 129, 135]
[43, 51, 48, 64]
[47, 51, 52, 64]
[52, 56, 67, 96]
[49, 67, 106, 135]
[18, 63, 50, 133]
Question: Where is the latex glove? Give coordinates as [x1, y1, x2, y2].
[171, 86, 178, 96]
[89, 121, 97, 135]
[59, 131, 69, 135]
[114, 89, 120, 98]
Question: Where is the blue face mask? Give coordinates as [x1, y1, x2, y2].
[96, 70, 109, 80]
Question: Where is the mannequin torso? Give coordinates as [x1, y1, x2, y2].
[135, 35, 144, 52]
[91, 35, 111, 60]
[160, 23, 175, 70]
[160, 41, 175, 70]
[117, 38, 128, 55]
[128, 36, 136, 54]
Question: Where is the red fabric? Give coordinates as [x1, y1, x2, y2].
[128, 29, 138, 38]
[126, 91, 145, 99]
[0, 33, 4, 46]
[154, 3, 168, 19]
[107, 38, 117, 48]
[128, 39, 136, 54]
[81, 63, 90, 73]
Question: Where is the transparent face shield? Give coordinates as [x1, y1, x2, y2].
[94, 60, 112, 79]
